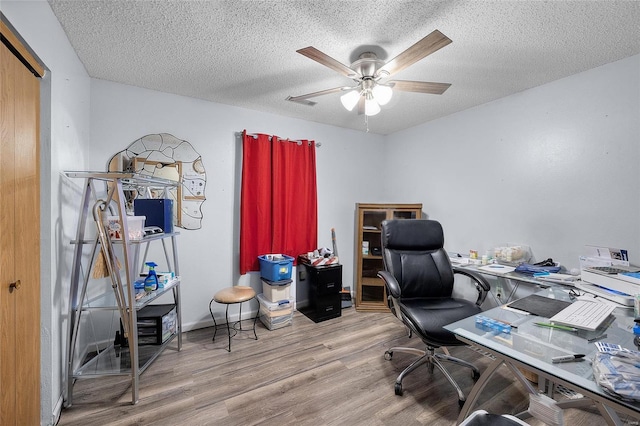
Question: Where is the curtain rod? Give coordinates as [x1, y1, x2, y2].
[243, 132, 322, 147]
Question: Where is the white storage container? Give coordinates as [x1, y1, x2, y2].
[106, 215, 146, 241]
[256, 293, 293, 311]
[259, 308, 293, 330]
[257, 293, 293, 330]
[261, 278, 292, 303]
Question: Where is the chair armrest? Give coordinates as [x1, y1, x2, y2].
[377, 270, 401, 298]
[378, 270, 404, 321]
[454, 269, 491, 306]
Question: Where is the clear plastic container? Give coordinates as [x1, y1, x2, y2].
[106, 215, 146, 241]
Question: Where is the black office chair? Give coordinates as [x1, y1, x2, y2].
[378, 219, 490, 406]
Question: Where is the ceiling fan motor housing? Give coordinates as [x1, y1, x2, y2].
[351, 52, 385, 80]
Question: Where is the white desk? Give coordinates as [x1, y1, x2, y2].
[453, 263, 556, 308]
[445, 286, 640, 425]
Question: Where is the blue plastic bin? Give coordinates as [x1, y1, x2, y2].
[259, 254, 294, 281]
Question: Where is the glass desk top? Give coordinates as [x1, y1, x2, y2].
[453, 262, 559, 287]
[445, 286, 640, 418]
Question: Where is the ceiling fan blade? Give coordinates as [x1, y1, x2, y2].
[377, 30, 452, 78]
[286, 86, 353, 105]
[297, 47, 361, 79]
[357, 96, 365, 115]
[389, 80, 451, 94]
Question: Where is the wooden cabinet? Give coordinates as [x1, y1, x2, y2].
[354, 203, 422, 312]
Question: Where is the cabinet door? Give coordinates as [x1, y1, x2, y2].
[355, 208, 384, 311]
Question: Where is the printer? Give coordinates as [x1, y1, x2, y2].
[576, 246, 640, 306]
[578, 266, 640, 306]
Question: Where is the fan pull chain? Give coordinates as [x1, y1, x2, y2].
[365, 115, 370, 133]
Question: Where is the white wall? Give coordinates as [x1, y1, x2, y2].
[385, 54, 640, 270]
[2, 1, 91, 425]
[89, 80, 386, 331]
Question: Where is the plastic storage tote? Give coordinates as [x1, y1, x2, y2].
[258, 254, 294, 281]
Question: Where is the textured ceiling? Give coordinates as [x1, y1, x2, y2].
[47, 1, 640, 135]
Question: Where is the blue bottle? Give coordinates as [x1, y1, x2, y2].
[144, 261, 158, 292]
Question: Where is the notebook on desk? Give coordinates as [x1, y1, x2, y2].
[506, 294, 571, 318]
[508, 295, 616, 331]
[478, 264, 516, 274]
[548, 300, 617, 331]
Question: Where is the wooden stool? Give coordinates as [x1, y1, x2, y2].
[209, 286, 258, 352]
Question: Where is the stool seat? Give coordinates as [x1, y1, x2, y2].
[214, 286, 256, 304]
[209, 285, 258, 352]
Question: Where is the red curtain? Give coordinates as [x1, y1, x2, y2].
[239, 131, 318, 274]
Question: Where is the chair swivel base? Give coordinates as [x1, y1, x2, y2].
[385, 345, 480, 406]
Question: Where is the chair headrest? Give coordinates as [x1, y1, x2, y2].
[381, 219, 444, 251]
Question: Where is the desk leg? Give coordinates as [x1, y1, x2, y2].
[493, 362, 624, 426]
[457, 357, 503, 424]
[507, 363, 624, 425]
[504, 362, 538, 395]
[593, 401, 623, 426]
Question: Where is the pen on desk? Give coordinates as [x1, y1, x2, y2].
[501, 305, 531, 315]
[587, 333, 607, 343]
[551, 354, 585, 363]
[534, 322, 578, 332]
[507, 316, 531, 329]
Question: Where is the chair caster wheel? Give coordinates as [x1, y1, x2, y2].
[384, 350, 393, 360]
[395, 382, 403, 396]
[458, 399, 465, 408]
[472, 370, 480, 381]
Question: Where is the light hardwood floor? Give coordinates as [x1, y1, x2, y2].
[59, 308, 621, 425]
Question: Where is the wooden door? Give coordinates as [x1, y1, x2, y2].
[1, 22, 43, 425]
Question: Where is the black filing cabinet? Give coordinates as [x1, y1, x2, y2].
[299, 263, 342, 323]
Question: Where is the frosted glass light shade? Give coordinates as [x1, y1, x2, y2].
[364, 98, 381, 116]
[340, 90, 360, 111]
[372, 84, 393, 105]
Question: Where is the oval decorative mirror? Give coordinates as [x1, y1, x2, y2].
[108, 133, 206, 230]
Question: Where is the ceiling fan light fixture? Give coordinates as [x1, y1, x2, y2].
[340, 90, 360, 111]
[364, 98, 381, 116]
[372, 84, 393, 105]
[294, 30, 452, 120]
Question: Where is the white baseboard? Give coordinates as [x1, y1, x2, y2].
[50, 395, 63, 426]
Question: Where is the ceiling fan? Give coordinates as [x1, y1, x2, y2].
[286, 29, 452, 116]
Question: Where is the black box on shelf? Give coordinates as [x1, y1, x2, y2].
[120, 304, 177, 346]
[134, 198, 173, 233]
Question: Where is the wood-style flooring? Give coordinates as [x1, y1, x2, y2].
[58, 308, 621, 425]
